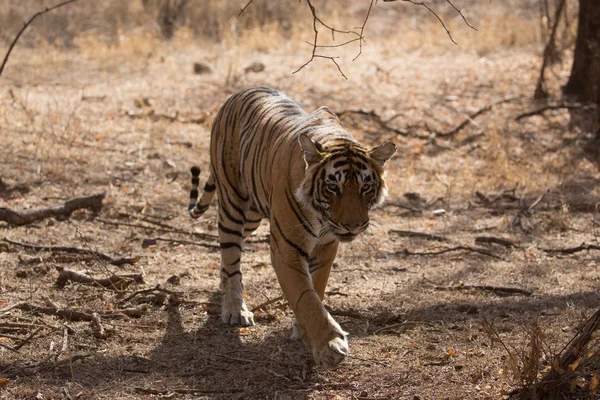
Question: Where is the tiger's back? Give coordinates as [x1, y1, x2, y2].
[189, 87, 396, 368]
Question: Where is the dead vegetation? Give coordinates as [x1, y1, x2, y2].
[0, 1, 599, 399]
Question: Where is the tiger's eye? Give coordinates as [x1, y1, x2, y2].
[326, 183, 338, 193]
[362, 183, 371, 192]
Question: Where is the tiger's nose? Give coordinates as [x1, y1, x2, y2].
[343, 221, 365, 231]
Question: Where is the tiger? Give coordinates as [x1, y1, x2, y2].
[188, 87, 396, 368]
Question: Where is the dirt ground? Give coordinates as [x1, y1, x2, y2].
[1, 11, 600, 399]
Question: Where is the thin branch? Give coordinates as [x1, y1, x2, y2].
[3, 238, 139, 266]
[238, 0, 254, 16]
[431, 284, 533, 296]
[0, 0, 81, 79]
[55, 268, 145, 291]
[336, 109, 410, 136]
[438, 96, 516, 137]
[384, 0, 457, 44]
[514, 102, 596, 121]
[446, 0, 478, 31]
[542, 242, 600, 255]
[389, 229, 447, 241]
[394, 245, 503, 259]
[474, 236, 519, 248]
[0, 302, 147, 322]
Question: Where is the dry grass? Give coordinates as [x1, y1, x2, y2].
[1, 1, 599, 399]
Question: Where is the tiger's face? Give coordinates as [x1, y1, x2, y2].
[297, 134, 396, 242]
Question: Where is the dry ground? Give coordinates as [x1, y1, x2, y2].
[1, 3, 600, 399]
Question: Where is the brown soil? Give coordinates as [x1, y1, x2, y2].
[1, 30, 599, 400]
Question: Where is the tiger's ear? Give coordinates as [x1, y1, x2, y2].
[298, 134, 324, 165]
[369, 142, 396, 167]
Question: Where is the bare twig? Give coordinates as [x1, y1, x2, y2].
[134, 387, 243, 396]
[394, 246, 502, 259]
[251, 295, 285, 312]
[438, 96, 516, 137]
[115, 285, 182, 307]
[0, 193, 105, 226]
[55, 267, 144, 291]
[384, 0, 457, 44]
[514, 102, 596, 121]
[0, 0, 81, 79]
[445, 0, 478, 31]
[475, 236, 519, 248]
[336, 109, 409, 136]
[0, 303, 147, 322]
[542, 242, 600, 255]
[4, 238, 139, 266]
[431, 283, 532, 296]
[389, 229, 446, 241]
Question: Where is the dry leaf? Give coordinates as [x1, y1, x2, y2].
[568, 358, 581, 372]
[0, 378, 8, 385]
[590, 373, 599, 392]
[239, 327, 250, 335]
[570, 377, 586, 392]
[447, 348, 457, 357]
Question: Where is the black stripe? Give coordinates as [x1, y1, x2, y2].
[195, 204, 209, 213]
[191, 177, 200, 185]
[204, 183, 216, 192]
[219, 223, 243, 237]
[222, 269, 242, 278]
[228, 257, 241, 266]
[284, 190, 317, 238]
[220, 242, 242, 250]
[295, 288, 316, 309]
[190, 189, 199, 198]
[273, 217, 308, 259]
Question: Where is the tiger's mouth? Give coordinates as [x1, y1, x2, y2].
[335, 232, 358, 242]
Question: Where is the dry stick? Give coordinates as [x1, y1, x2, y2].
[431, 284, 532, 297]
[3, 238, 139, 266]
[152, 237, 219, 250]
[134, 387, 243, 396]
[389, 229, 446, 241]
[251, 295, 285, 312]
[0, 193, 105, 226]
[0, 302, 147, 322]
[115, 285, 182, 307]
[384, 0, 457, 44]
[437, 96, 516, 137]
[514, 102, 596, 121]
[55, 267, 145, 291]
[534, 0, 566, 100]
[474, 236, 519, 248]
[0, 0, 81, 79]
[542, 242, 600, 255]
[395, 245, 502, 259]
[336, 109, 409, 136]
[537, 306, 600, 395]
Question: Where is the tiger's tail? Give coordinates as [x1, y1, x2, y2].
[188, 166, 216, 218]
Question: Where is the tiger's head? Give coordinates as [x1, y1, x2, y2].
[296, 133, 396, 242]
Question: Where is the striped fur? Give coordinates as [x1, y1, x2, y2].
[188, 87, 395, 368]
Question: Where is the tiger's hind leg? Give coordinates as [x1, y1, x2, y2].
[218, 199, 254, 327]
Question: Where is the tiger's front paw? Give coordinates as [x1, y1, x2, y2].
[312, 314, 349, 368]
[221, 295, 254, 326]
[313, 335, 349, 369]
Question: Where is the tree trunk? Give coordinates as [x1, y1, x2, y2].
[563, 0, 600, 136]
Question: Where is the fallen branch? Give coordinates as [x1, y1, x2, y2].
[394, 245, 502, 259]
[4, 238, 139, 266]
[55, 267, 144, 290]
[336, 109, 409, 136]
[0, 302, 147, 322]
[474, 236, 519, 248]
[134, 387, 243, 396]
[437, 96, 516, 137]
[115, 284, 182, 307]
[389, 229, 446, 241]
[514, 102, 596, 121]
[431, 284, 532, 297]
[542, 242, 600, 255]
[0, 193, 105, 226]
